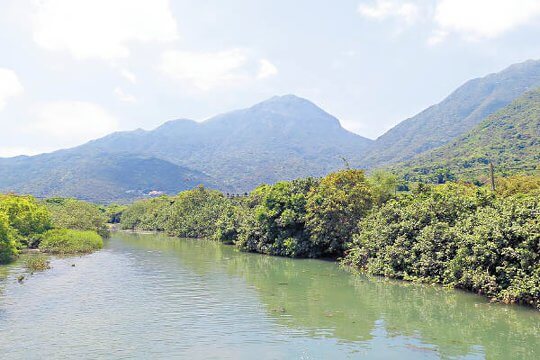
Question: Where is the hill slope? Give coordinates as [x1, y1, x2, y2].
[363, 59, 540, 167]
[0, 95, 373, 201]
[395, 88, 540, 182]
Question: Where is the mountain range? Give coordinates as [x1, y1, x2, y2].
[1, 59, 539, 202]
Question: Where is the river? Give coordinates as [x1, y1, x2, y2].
[1, 232, 539, 359]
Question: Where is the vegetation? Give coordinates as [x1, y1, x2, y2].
[0, 194, 107, 264]
[396, 88, 540, 183]
[24, 253, 50, 272]
[39, 229, 103, 254]
[119, 171, 540, 308]
[44, 198, 109, 237]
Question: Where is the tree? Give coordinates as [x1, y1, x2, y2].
[306, 169, 373, 257]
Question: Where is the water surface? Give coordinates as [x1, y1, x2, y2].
[1, 232, 539, 359]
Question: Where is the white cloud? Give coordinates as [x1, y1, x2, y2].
[26, 101, 118, 147]
[114, 87, 136, 103]
[32, 0, 178, 60]
[433, 0, 540, 40]
[257, 59, 278, 79]
[120, 69, 137, 84]
[358, 0, 420, 24]
[427, 29, 448, 46]
[159, 49, 277, 90]
[0, 68, 24, 110]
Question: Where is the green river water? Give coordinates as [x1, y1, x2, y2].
[0, 232, 539, 359]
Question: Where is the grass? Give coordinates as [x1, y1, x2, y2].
[38, 229, 103, 254]
[24, 253, 50, 272]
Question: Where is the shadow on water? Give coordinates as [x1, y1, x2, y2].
[116, 232, 540, 360]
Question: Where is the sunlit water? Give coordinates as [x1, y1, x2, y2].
[1, 232, 539, 359]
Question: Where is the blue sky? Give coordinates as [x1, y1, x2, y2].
[1, 0, 540, 156]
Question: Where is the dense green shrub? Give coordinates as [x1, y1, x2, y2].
[343, 183, 540, 308]
[44, 198, 109, 237]
[120, 196, 172, 231]
[446, 195, 539, 308]
[0, 213, 17, 264]
[165, 186, 229, 238]
[0, 194, 51, 246]
[39, 229, 103, 254]
[306, 170, 373, 257]
[236, 178, 318, 257]
[24, 253, 50, 272]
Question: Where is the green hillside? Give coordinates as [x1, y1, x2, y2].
[362, 59, 540, 167]
[396, 88, 540, 183]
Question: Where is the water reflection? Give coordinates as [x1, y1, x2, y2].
[118, 232, 540, 359]
[0, 232, 538, 359]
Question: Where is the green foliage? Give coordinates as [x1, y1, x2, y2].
[120, 197, 172, 231]
[24, 253, 50, 272]
[44, 198, 109, 237]
[368, 170, 398, 205]
[396, 88, 540, 183]
[343, 183, 540, 308]
[306, 170, 373, 257]
[213, 200, 248, 244]
[0, 194, 51, 246]
[0, 213, 17, 264]
[496, 175, 540, 197]
[39, 229, 103, 254]
[166, 186, 229, 238]
[104, 203, 128, 223]
[236, 178, 319, 257]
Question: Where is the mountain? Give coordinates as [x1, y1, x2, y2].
[395, 88, 540, 182]
[79, 95, 373, 190]
[362, 59, 540, 167]
[0, 95, 372, 202]
[0, 152, 216, 202]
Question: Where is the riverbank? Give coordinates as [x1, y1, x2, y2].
[119, 171, 540, 310]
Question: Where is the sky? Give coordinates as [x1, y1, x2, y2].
[1, 0, 540, 157]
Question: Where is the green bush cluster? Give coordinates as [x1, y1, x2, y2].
[39, 229, 103, 254]
[121, 186, 229, 238]
[120, 172, 539, 307]
[343, 183, 539, 309]
[0, 194, 108, 263]
[44, 198, 109, 237]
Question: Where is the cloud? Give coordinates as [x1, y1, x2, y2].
[0, 68, 24, 110]
[358, 0, 420, 24]
[26, 101, 118, 147]
[159, 49, 277, 90]
[120, 69, 137, 84]
[433, 0, 540, 40]
[257, 59, 279, 79]
[32, 0, 178, 60]
[114, 87, 136, 103]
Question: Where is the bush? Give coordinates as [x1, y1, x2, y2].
[24, 253, 50, 272]
[39, 229, 103, 254]
[0, 213, 17, 264]
[165, 186, 229, 238]
[120, 196, 172, 231]
[0, 194, 51, 246]
[44, 198, 109, 237]
[236, 178, 318, 257]
[306, 170, 373, 257]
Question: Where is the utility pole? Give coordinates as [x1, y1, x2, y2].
[489, 162, 496, 191]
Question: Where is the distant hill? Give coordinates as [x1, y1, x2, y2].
[0, 153, 216, 202]
[395, 88, 540, 182]
[0, 95, 372, 202]
[362, 59, 540, 167]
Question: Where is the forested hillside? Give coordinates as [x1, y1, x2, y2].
[395, 88, 540, 183]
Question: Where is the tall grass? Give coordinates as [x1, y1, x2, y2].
[39, 229, 103, 254]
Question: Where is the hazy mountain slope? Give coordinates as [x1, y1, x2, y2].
[80, 95, 373, 190]
[395, 88, 540, 181]
[0, 95, 372, 201]
[0, 153, 216, 203]
[363, 59, 540, 167]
